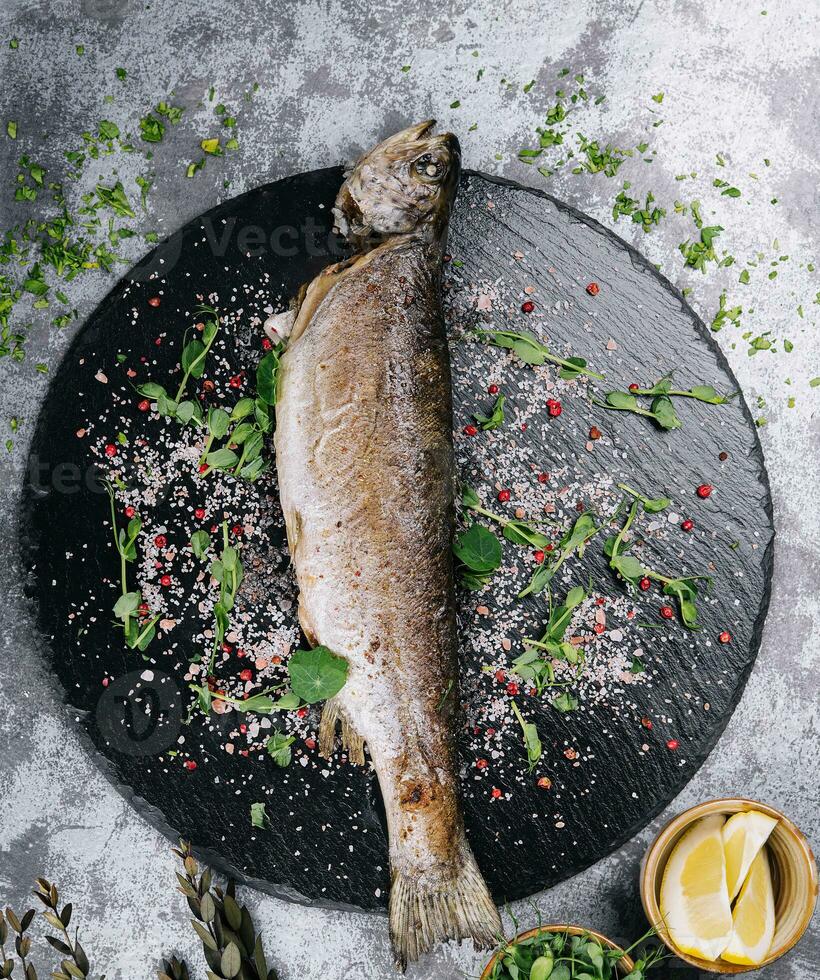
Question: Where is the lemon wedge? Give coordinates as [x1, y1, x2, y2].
[722, 809, 779, 900]
[660, 813, 733, 961]
[721, 846, 776, 965]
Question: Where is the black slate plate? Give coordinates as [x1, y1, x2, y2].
[21, 168, 773, 912]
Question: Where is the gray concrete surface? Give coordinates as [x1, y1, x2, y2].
[0, 1, 817, 977]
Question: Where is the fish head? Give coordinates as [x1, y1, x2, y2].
[333, 120, 461, 247]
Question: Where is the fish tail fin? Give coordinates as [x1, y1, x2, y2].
[389, 846, 501, 971]
[318, 697, 366, 765]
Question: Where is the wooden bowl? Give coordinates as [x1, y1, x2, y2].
[480, 924, 636, 979]
[641, 798, 818, 973]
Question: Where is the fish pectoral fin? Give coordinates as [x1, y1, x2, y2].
[318, 697, 366, 766]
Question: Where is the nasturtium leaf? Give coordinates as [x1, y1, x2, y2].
[453, 524, 502, 574]
[289, 646, 349, 703]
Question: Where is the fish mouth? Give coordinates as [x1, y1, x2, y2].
[379, 119, 459, 158]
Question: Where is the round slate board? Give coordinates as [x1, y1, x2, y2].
[21, 168, 773, 913]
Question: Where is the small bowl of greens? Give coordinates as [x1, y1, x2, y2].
[481, 924, 665, 980]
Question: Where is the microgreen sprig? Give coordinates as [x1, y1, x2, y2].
[510, 700, 542, 771]
[617, 483, 670, 513]
[462, 484, 555, 547]
[190, 645, 348, 723]
[105, 482, 159, 651]
[518, 512, 600, 597]
[592, 390, 681, 430]
[606, 501, 711, 628]
[470, 327, 605, 381]
[473, 393, 506, 430]
[205, 522, 244, 672]
[137, 303, 220, 425]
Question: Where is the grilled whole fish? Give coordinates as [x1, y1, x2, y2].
[274, 122, 501, 969]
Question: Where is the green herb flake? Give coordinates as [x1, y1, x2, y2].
[250, 802, 269, 828]
[6, 120, 17, 139]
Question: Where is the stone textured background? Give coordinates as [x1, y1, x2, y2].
[0, 1, 817, 978]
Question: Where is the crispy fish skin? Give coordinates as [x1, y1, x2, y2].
[274, 123, 500, 969]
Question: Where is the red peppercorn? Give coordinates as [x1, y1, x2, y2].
[521, 300, 535, 313]
[638, 577, 651, 591]
[463, 424, 478, 436]
[546, 399, 562, 418]
[628, 383, 640, 392]
[239, 723, 247, 734]
[194, 507, 206, 519]
[160, 574, 171, 586]
[681, 519, 694, 532]
[488, 383, 499, 394]
[545, 543, 554, 552]
[494, 670, 505, 683]
[666, 739, 679, 751]
[491, 787, 502, 799]
[589, 426, 602, 440]
[124, 505, 135, 518]
[154, 534, 167, 548]
[475, 758, 488, 770]
[138, 399, 150, 412]
[222, 642, 232, 653]
[486, 727, 495, 737]
[261, 337, 272, 350]
[696, 483, 713, 499]
[641, 716, 653, 730]
[506, 681, 519, 696]
[660, 605, 675, 620]
[236, 649, 246, 658]
[719, 630, 732, 644]
[305, 737, 316, 750]
[595, 597, 605, 606]
[184, 760, 197, 770]
[102, 677, 109, 687]
[498, 488, 511, 502]
[239, 669, 252, 681]
[537, 777, 552, 790]
[229, 375, 243, 389]
[104, 443, 117, 457]
[533, 550, 545, 564]
[537, 472, 549, 483]
[148, 296, 161, 307]
[593, 623, 605, 635]
[586, 282, 600, 296]
[296, 707, 308, 719]
[271, 655, 281, 665]
[198, 463, 209, 474]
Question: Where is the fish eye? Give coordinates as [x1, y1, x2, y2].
[413, 153, 446, 182]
